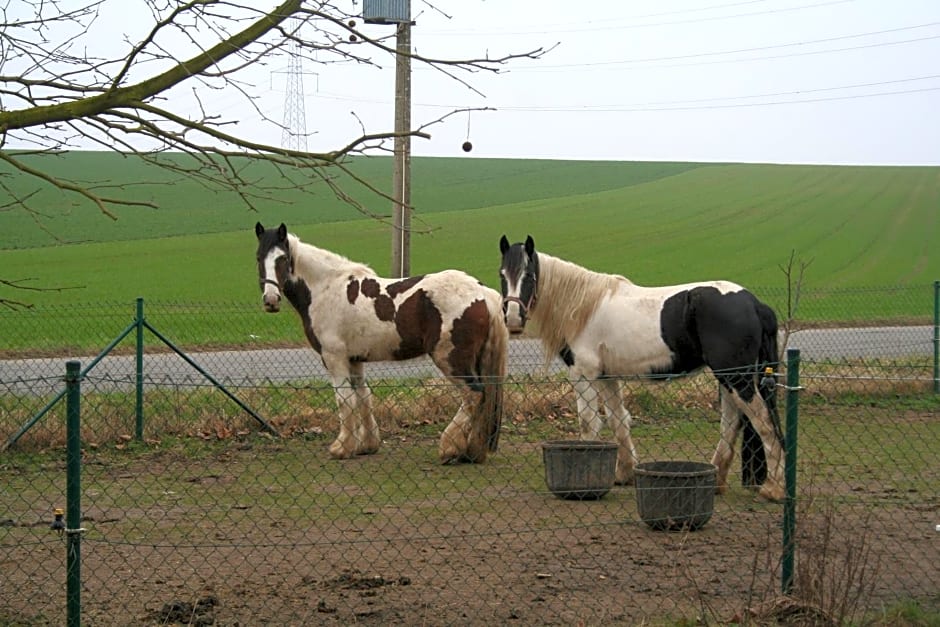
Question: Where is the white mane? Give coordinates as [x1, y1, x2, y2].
[288, 233, 375, 281]
[530, 252, 630, 359]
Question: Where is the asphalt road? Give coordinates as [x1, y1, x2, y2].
[0, 326, 934, 395]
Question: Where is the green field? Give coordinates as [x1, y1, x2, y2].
[1, 152, 938, 347]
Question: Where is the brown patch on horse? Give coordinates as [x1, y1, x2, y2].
[346, 278, 360, 304]
[448, 299, 489, 390]
[386, 275, 424, 298]
[361, 278, 381, 299]
[393, 289, 442, 360]
[374, 295, 396, 321]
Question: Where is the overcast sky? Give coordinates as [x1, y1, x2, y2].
[301, 0, 940, 165]
[11, 0, 940, 166]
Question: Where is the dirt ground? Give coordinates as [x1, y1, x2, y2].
[3, 433, 938, 626]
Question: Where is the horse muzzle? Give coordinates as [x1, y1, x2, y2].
[502, 296, 528, 334]
[261, 280, 282, 313]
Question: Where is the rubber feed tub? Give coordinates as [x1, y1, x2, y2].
[634, 460, 716, 531]
[542, 440, 617, 500]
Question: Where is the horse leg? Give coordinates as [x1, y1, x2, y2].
[711, 387, 743, 495]
[349, 362, 380, 455]
[598, 378, 637, 485]
[435, 337, 491, 463]
[722, 386, 786, 502]
[439, 393, 477, 464]
[323, 356, 360, 460]
[572, 377, 603, 440]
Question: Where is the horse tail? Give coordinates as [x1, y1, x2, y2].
[478, 293, 508, 452]
[756, 301, 784, 443]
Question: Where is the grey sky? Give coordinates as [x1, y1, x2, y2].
[9, 0, 940, 165]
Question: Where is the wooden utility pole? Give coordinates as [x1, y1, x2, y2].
[391, 18, 412, 278]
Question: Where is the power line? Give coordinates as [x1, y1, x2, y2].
[521, 22, 940, 71]
[311, 73, 940, 112]
[489, 86, 940, 113]
[503, 74, 940, 110]
[426, 0, 856, 36]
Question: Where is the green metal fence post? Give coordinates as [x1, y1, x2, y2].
[135, 297, 145, 440]
[933, 281, 939, 394]
[65, 360, 83, 627]
[781, 348, 800, 595]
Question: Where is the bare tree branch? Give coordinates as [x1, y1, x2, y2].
[0, 0, 550, 297]
[1, 0, 547, 217]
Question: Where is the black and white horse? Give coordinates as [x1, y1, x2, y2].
[255, 222, 508, 464]
[499, 235, 785, 501]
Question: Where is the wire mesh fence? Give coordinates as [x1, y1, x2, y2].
[1, 287, 938, 625]
[2, 360, 938, 624]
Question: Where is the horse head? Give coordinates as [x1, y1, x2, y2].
[498, 234, 539, 334]
[255, 222, 291, 313]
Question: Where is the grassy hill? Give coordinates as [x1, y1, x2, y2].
[1, 152, 938, 312]
[0, 152, 700, 249]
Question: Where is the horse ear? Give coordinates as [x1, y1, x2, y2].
[255, 222, 264, 239]
[277, 223, 288, 242]
[524, 235, 535, 257]
[499, 235, 510, 255]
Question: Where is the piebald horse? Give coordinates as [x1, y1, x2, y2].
[499, 235, 785, 502]
[255, 222, 508, 464]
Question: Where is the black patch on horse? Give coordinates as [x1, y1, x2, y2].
[283, 278, 321, 354]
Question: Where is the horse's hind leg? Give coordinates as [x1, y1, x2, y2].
[711, 387, 742, 495]
[350, 362, 380, 455]
[721, 385, 785, 502]
[439, 393, 478, 464]
[598, 378, 637, 485]
[435, 340, 489, 463]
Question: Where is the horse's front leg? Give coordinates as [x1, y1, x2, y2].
[350, 361, 380, 455]
[572, 376, 603, 440]
[598, 378, 637, 485]
[322, 355, 360, 460]
[711, 387, 742, 495]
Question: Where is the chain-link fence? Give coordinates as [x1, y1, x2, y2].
[1, 288, 938, 625]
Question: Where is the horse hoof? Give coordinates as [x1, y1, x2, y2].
[439, 449, 487, 464]
[715, 483, 729, 495]
[759, 485, 785, 503]
[328, 441, 356, 460]
[356, 439, 381, 455]
[615, 474, 635, 486]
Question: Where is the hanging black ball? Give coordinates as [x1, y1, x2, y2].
[462, 141, 473, 153]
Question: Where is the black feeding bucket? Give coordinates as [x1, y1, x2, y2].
[634, 460, 717, 531]
[542, 440, 618, 500]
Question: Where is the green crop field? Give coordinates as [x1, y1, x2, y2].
[1, 152, 938, 351]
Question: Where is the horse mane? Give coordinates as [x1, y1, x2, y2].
[531, 252, 631, 359]
[288, 233, 376, 279]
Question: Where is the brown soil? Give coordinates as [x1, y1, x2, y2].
[2, 433, 937, 626]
